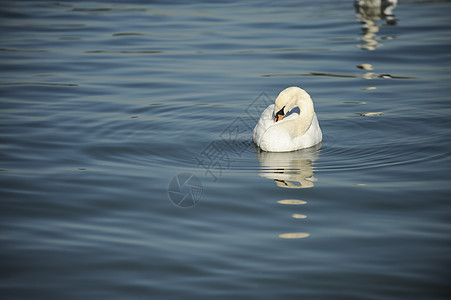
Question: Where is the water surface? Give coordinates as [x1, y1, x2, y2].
[1, 0, 451, 299]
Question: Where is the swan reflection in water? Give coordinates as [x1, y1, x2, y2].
[256, 143, 321, 189]
[355, 0, 398, 50]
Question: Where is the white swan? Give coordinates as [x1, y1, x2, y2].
[253, 86, 322, 152]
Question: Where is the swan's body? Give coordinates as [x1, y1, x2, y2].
[253, 87, 322, 152]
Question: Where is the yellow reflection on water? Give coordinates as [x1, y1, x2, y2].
[279, 233, 310, 239]
[277, 199, 309, 238]
[361, 112, 383, 117]
[357, 63, 373, 70]
[355, 0, 398, 50]
[256, 143, 321, 189]
[277, 199, 307, 205]
[256, 144, 319, 238]
[292, 214, 307, 219]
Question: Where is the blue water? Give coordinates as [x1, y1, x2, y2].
[1, 0, 451, 299]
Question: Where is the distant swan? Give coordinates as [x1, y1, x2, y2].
[253, 86, 322, 152]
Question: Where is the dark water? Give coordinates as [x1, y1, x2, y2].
[1, 0, 451, 299]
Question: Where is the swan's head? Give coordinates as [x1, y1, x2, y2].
[274, 86, 312, 123]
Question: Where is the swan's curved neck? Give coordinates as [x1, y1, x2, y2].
[282, 95, 314, 138]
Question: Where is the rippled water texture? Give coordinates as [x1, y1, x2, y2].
[1, 0, 451, 299]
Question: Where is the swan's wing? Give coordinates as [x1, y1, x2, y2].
[253, 104, 274, 144]
[292, 112, 322, 150]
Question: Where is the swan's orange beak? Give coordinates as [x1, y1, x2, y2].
[275, 106, 285, 123]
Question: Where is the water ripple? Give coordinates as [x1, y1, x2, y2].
[318, 116, 449, 172]
[0, 48, 49, 53]
[261, 72, 417, 79]
[0, 82, 78, 86]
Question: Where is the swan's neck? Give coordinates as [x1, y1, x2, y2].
[282, 97, 314, 138]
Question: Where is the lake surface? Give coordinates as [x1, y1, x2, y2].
[1, 0, 450, 299]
